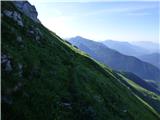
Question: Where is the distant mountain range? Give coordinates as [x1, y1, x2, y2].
[101, 40, 148, 57]
[139, 53, 160, 69]
[69, 36, 160, 81]
[101, 40, 160, 69]
[132, 41, 160, 53]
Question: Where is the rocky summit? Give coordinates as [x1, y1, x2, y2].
[13, 1, 40, 23]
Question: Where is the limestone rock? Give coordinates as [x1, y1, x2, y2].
[1, 53, 13, 72]
[3, 10, 24, 27]
[13, 1, 40, 23]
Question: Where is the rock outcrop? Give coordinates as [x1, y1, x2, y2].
[1, 53, 13, 72]
[12, 1, 40, 23]
[3, 10, 24, 27]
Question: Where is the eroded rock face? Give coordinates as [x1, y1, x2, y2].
[3, 10, 24, 27]
[1, 53, 13, 72]
[13, 1, 40, 23]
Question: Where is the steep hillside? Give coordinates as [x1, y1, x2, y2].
[69, 36, 160, 81]
[119, 72, 160, 95]
[114, 72, 160, 113]
[102, 40, 148, 57]
[2, 1, 160, 120]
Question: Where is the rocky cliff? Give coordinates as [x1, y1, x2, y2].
[13, 1, 40, 23]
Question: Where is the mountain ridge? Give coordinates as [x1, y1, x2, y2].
[139, 53, 160, 69]
[69, 36, 160, 81]
[101, 40, 149, 57]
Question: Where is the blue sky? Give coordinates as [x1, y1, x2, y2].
[29, 0, 159, 42]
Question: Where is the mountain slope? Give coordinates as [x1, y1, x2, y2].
[120, 72, 160, 95]
[69, 36, 160, 81]
[139, 53, 160, 69]
[2, 1, 160, 120]
[102, 40, 148, 57]
[114, 72, 160, 113]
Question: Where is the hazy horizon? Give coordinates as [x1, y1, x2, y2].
[65, 36, 159, 44]
[29, 0, 159, 43]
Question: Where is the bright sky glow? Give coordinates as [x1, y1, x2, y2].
[29, 0, 159, 42]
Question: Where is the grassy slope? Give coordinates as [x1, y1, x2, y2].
[116, 73, 160, 113]
[1, 1, 160, 120]
[120, 72, 160, 95]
